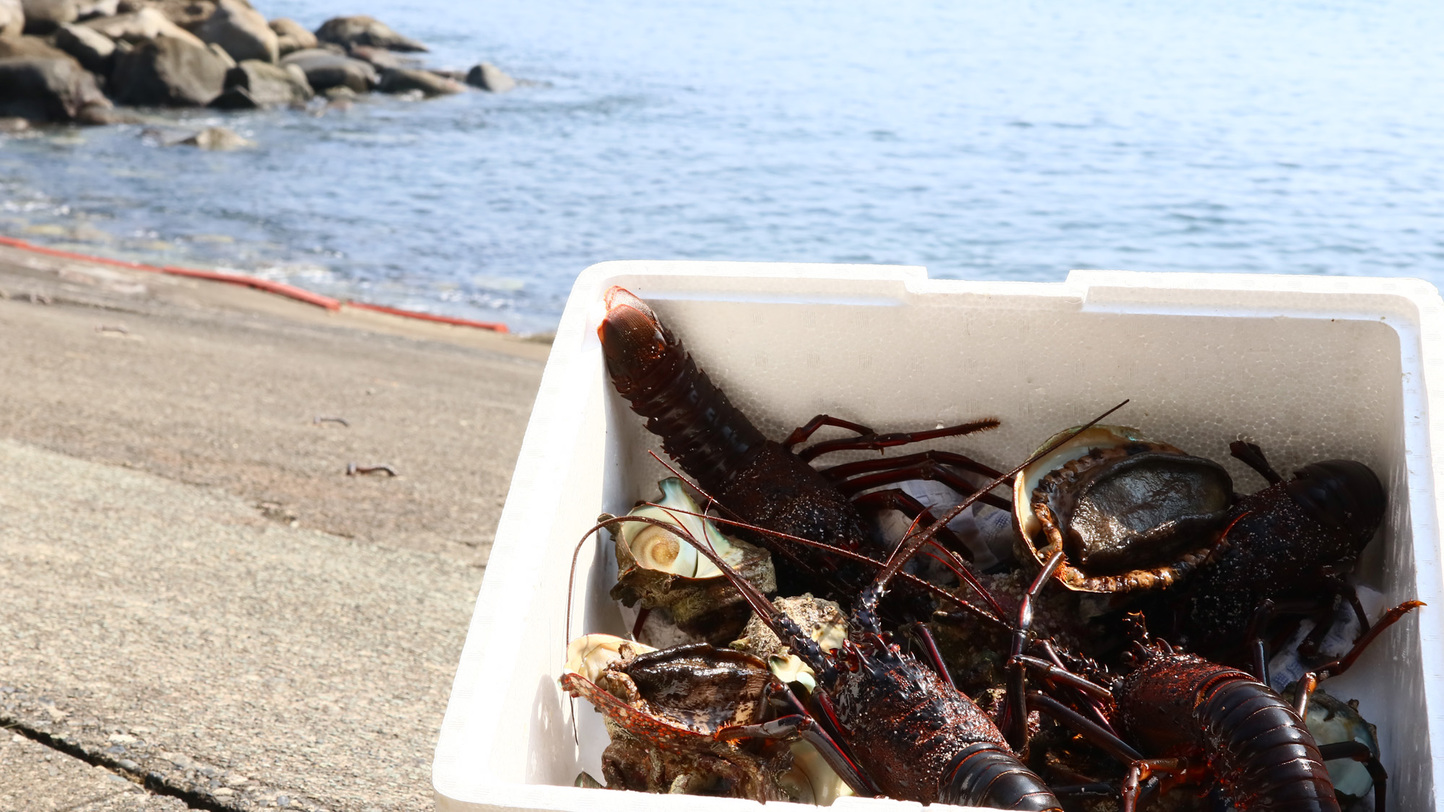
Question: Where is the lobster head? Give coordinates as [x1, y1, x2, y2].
[598, 286, 681, 395]
[1287, 459, 1387, 547]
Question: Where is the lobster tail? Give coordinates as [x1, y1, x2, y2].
[599, 286, 767, 492]
[944, 742, 1063, 811]
[1119, 654, 1341, 812]
[1203, 678, 1340, 811]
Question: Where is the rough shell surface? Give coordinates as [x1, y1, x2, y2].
[608, 478, 777, 644]
[1014, 425, 1234, 593]
[560, 641, 793, 801]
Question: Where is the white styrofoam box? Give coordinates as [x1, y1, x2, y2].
[434, 262, 1444, 812]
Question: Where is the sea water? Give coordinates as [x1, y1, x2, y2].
[2, 0, 1441, 333]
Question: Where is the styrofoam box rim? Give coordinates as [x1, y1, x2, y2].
[435, 261, 1444, 812]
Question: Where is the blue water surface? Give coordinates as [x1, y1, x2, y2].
[2, 0, 1441, 332]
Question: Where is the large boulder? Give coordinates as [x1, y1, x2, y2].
[53, 22, 113, 72]
[109, 34, 227, 105]
[197, 0, 274, 63]
[0, 33, 64, 58]
[83, 7, 204, 48]
[376, 66, 462, 97]
[205, 40, 231, 67]
[0, 56, 110, 120]
[138, 0, 214, 29]
[267, 16, 312, 56]
[279, 47, 374, 93]
[346, 43, 408, 70]
[313, 15, 425, 52]
[0, 0, 24, 37]
[210, 57, 309, 108]
[465, 62, 513, 93]
[73, 0, 116, 19]
[20, 0, 74, 33]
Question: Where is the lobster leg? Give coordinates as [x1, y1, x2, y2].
[1026, 691, 1142, 764]
[765, 681, 881, 796]
[720, 714, 879, 798]
[827, 454, 1013, 512]
[1312, 599, 1425, 679]
[897, 622, 956, 688]
[851, 487, 980, 560]
[823, 450, 1005, 486]
[1034, 639, 1118, 731]
[1317, 740, 1387, 812]
[1295, 574, 1373, 658]
[1240, 581, 1372, 673]
[795, 418, 1001, 463]
[1293, 672, 1319, 717]
[1244, 598, 1277, 682]
[1121, 759, 1194, 812]
[783, 414, 877, 450]
[1003, 550, 1066, 750]
[1015, 657, 1114, 702]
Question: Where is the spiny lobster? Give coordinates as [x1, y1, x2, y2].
[599, 285, 1009, 619]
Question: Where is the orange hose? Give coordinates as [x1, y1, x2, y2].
[0, 235, 155, 271]
[0, 235, 510, 332]
[158, 265, 341, 310]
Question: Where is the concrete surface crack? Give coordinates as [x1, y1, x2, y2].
[4, 721, 230, 811]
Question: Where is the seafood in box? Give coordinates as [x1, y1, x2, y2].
[433, 263, 1444, 812]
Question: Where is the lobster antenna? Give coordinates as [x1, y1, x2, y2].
[643, 448, 1008, 620]
[624, 510, 838, 680]
[562, 516, 633, 745]
[647, 450, 739, 523]
[631, 498, 1009, 628]
[565, 518, 626, 653]
[646, 441, 1009, 621]
[862, 400, 1130, 606]
[646, 449, 829, 584]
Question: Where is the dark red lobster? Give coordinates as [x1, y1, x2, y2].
[1016, 602, 1422, 811]
[599, 286, 1006, 615]
[567, 395, 1133, 807]
[634, 449, 1085, 809]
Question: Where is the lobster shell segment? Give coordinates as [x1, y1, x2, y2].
[598, 286, 768, 494]
[1015, 426, 1234, 593]
[1117, 652, 1340, 812]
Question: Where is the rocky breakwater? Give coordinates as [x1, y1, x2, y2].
[0, 0, 516, 134]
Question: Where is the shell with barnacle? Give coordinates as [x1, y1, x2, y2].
[607, 478, 776, 643]
[562, 634, 852, 805]
[560, 634, 793, 800]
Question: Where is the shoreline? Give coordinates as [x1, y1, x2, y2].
[0, 239, 546, 809]
[0, 233, 514, 332]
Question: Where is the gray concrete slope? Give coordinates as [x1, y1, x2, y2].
[0, 247, 549, 810]
[1, 439, 480, 810]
